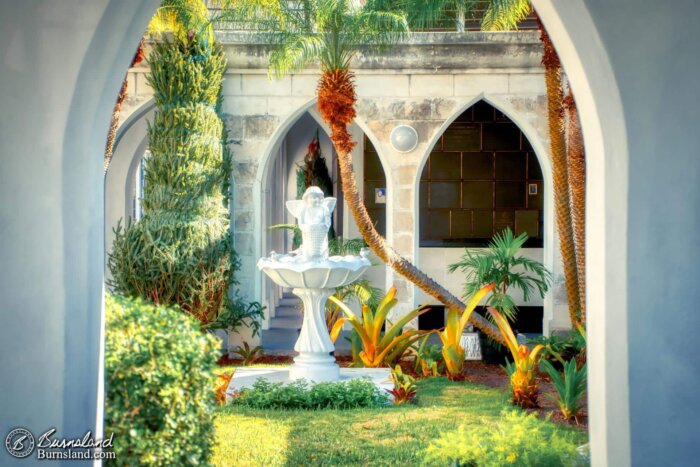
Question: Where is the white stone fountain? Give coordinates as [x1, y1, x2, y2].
[257, 186, 371, 382]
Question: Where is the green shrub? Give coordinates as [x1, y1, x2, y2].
[230, 378, 388, 410]
[423, 410, 584, 466]
[104, 295, 220, 465]
[107, 35, 264, 331]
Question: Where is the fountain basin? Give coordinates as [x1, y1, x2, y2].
[258, 253, 371, 382]
[257, 254, 370, 289]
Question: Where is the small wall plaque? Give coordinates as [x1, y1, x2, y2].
[528, 183, 538, 195]
[375, 188, 386, 204]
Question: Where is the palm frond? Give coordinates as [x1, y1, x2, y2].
[480, 0, 530, 31]
[269, 33, 325, 77]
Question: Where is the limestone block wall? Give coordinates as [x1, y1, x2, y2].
[117, 32, 572, 335]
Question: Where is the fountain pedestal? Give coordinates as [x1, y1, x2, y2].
[289, 287, 339, 382]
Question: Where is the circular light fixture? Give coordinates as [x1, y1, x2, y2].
[390, 125, 418, 153]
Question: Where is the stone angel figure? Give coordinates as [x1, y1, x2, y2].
[286, 186, 336, 261]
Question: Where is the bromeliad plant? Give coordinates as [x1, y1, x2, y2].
[438, 284, 495, 379]
[387, 365, 417, 405]
[215, 371, 235, 405]
[413, 334, 444, 377]
[541, 359, 587, 421]
[232, 342, 264, 366]
[329, 286, 428, 367]
[491, 308, 544, 408]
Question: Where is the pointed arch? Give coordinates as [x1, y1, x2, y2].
[412, 93, 555, 333]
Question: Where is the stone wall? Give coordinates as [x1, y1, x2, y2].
[117, 31, 571, 335]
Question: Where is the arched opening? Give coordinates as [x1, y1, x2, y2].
[0, 1, 642, 462]
[258, 111, 340, 342]
[413, 98, 555, 335]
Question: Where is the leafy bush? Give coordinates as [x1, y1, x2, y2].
[448, 228, 551, 323]
[423, 410, 584, 466]
[541, 359, 587, 420]
[230, 378, 388, 410]
[104, 295, 220, 465]
[107, 35, 264, 331]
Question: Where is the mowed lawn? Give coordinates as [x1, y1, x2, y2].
[212, 377, 587, 466]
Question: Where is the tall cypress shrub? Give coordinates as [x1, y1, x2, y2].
[109, 35, 260, 330]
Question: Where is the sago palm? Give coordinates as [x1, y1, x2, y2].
[246, 0, 506, 343]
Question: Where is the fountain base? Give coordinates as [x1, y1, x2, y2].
[289, 354, 340, 382]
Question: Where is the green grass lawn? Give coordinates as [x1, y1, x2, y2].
[212, 377, 587, 466]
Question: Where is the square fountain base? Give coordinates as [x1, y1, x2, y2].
[228, 367, 393, 395]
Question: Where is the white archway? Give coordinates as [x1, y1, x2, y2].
[531, 2, 630, 465]
[412, 93, 556, 333]
[0, 1, 635, 462]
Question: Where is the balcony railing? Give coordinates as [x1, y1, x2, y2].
[206, 1, 537, 33]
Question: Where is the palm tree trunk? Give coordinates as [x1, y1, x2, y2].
[104, 41, 145, 173]
[537, 18, 582, 328]
[564, 91, 586, 324]
[317, 69, 504, 344]
[103, 77, 129, 173]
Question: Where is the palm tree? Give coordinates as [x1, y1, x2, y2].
[234, 0, 506, 342]
[448, 228, 551, 323]
[564, 90, 586, 323]
[474, 0, 585, 327]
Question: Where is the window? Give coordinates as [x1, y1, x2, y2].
[420, 101, 543, 247]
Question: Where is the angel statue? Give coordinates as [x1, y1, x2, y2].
[286, 186, 336, 261]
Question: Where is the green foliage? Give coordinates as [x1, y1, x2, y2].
[232, 341, 264, 365]
[413, 334, 444, 377]
[529, 328, 586, 367]
[480, 0, 531, 31]
[104, 295, 219, 466]
[388, 365, 417, 404]
[448, 228, 551, 323]
[227, 0, 408, 76]
[108, 36, 261, 330]
[424, 410, 584, 466]
[541, 359, 587, 420]
[230, 378, 388, 409]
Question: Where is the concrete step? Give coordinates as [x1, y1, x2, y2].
[278, 297, 301, 307]
[261, 328, 299, 352]
[274, 306, 300, 318]
[268, 316, 302, 329]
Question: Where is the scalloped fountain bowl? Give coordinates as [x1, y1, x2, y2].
[257, 253, 371, 382]
[257, 254, 370, 289]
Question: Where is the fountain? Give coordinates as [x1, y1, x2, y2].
[257, 186, 371, 382]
